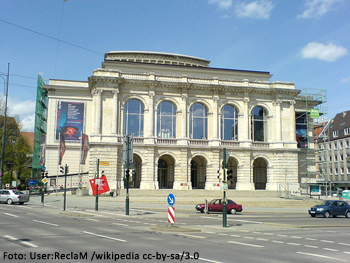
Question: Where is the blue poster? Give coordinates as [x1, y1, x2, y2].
[56, 101, 85, 141]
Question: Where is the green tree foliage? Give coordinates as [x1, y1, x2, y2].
[0, 111, 32, 187]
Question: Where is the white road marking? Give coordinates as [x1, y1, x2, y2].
[287, 243, 301, 246]
[177, 254, 223, 263]
[4, 235, 38, 248]
[83, 231, 126, 242]
[323, 248, 338, 251]
[4, 213, 18, 217]
[304, 245, 318, 248]
[339, 243, 350, 247]
[85, 218, 100, 222]
[272, 240, 285, 244]
[321, 240, 335, 243]
[296, 252, 347, 262]
[33, 220, 59, 227]
[178, 233, 206, 239]
[228, 241, 264, 248]
[306, 238, 317, 241]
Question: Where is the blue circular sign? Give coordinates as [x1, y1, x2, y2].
[167, 193, 175, 206]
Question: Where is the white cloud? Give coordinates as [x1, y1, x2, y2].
[300, 42, 348, 62]
[208, 0, 233, 9]
[235, 0, 273, 19]
[298, 0, 342, 19]
[20, 114, 35, 132]
[341, 77, 350, 83]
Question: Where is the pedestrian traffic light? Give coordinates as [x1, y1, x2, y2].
[217, 169, 224, 181]
[41, 171, 45, 178]
[132, 170, 136, 181]
[60, 166, 64, 173]
[101, 170, 105, 176]
[125, 169, 130, 178]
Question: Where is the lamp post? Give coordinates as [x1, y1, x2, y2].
[0, 63, 10, 188]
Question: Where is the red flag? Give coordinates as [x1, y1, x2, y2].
[89, 175, 110, 196]
[80, 133, 89, 165]
[58, 132, 66, 165]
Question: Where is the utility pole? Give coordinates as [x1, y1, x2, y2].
[222, 148, 227, 227]
[123, 134, 133, 216]
[0, 63, 10, 188]
[95, 159, 99, 211]
[62, 164, 68, 211]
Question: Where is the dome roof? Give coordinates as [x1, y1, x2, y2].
[104, 51, 210, 67]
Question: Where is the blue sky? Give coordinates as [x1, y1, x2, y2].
[0, 0, 349, 131]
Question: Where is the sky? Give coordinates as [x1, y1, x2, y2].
[0, 0, 349, 132]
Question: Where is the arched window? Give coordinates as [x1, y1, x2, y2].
[221, 105, 238, 140]
[190, 103, 207, 139]
[251, 106, 267, 142]
[157, 101, 176, 138]
[123, 99, 144, 136]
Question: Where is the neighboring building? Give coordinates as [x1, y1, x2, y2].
[38, 51, 323, 192]
[316, 110, 350, 192]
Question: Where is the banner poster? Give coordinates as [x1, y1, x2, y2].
[80, 132, 89, 165]
[39, 135, 46, 165]
[56, 101, 85, 141]
[58, 132, 66, 165]
[89, 175, 110, 196]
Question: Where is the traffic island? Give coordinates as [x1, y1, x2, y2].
[150, 224, 201, 232]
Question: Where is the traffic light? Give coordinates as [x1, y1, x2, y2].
[41, 171, 45, 178]
[125, 169, 130, 178]
[101, 171, 105, 176]
[65, 165, 69, 174]
[60, 166, 64, 173]
[132, 170, 136, 181]
[217, 169, 225, 181]
[227, 169, 233, 180]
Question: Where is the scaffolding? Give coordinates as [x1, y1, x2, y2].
[295, 88, 328, 194]
[31, 75, 47, 177]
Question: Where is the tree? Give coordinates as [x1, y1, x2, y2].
[0, 101, 32, 188]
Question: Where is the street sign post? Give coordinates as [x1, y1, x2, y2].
[123, 134, 134, 215]
[167, 193, 175, 206]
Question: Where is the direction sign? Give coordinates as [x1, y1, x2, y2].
[167, 193, 175, 206]
[28, 179, 37, 185]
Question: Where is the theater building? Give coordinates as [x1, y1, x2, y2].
[40, 51, 320, 192]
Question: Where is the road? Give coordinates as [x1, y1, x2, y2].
[0, 196, 349, 263]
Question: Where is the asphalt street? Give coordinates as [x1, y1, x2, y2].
[0, 194, 350, 263]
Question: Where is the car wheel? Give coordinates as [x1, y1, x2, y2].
[346, 211, 350, 218]
[310, 214, 316, 217]
[200, 209, 204, 213]
[324, 211, 330, 218]
[230, 209, 237, 215]
[19, 202, 24, 205]
[7, 199, 13, 205]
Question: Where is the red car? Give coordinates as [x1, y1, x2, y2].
[195, 199, 243, 214]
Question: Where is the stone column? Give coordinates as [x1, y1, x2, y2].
[148, 90, 155, 137]
[92, 89, 102, 135]
[213, 95, 219, 140]
[112, 89, 119, 134]
[275, 100, 282, 142]
[181, 94, 188, 139]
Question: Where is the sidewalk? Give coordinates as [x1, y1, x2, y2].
[29, 191, 321, 214]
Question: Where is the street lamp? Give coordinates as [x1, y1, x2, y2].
[0, 63, 10, 188]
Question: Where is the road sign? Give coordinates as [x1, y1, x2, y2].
[42, 177, 48, 184]
[167, 193, 175, 206]
[29, 179, 37, 185]
[168, 206, 175, 224]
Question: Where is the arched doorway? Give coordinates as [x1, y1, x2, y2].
[191, 156, 207, 189]
[157, 155, 175, 189]
[253, 158, 267, 190]
[128, 154, 142, 188]
[227, 157, 238, 189]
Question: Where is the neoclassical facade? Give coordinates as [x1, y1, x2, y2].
[42, 51, 317, 192]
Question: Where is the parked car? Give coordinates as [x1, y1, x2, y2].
[308, 200, 350, 218]
[196, 199, 243, 214]
[0, 189, 30, 205]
